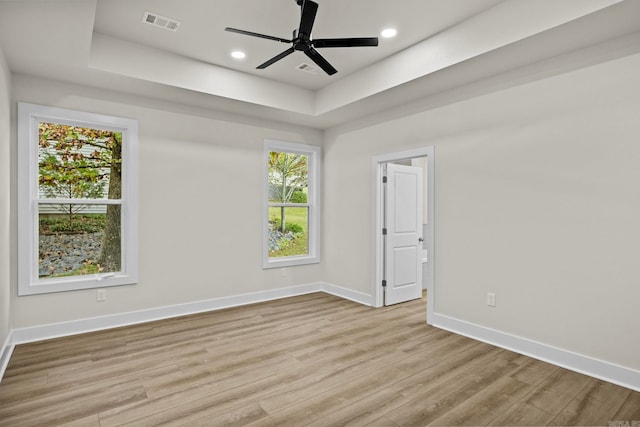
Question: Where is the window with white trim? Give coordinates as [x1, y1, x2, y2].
[18, 103, 138, 295]
[263, 139, 320, 268]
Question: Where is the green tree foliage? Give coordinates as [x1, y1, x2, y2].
[268, 152, 308, 232]
[290, 191, 307, 204]
[39, 124, 114, 225]
[38, 123, 122, 272]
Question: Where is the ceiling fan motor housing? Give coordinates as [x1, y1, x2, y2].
[225, 0, 378, 75]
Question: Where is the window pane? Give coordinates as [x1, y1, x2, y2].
[268, 152, 308, 204]
[38, 122, 122, 200]
[39, 204, 121, 278]
[268, 206, 308, 258]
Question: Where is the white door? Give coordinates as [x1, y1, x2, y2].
[384, 164, 423, 305]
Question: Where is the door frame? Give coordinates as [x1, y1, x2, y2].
[372, 146, 435, 324]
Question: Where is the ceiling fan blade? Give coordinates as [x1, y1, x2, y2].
[225, 27, 291, 44]
[298, 0, 318, 38]
[304, 47, 337, 75]
[313, 37, 379, 48]
[257, 47, 296, 69]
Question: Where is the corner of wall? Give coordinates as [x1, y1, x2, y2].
[0, 332, 14, 383]
[322, 282, 373, 306]
[0, 45, 13, 382]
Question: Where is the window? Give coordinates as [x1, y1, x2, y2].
[18, 103, 138, 295]
[263, 139, 320, 268]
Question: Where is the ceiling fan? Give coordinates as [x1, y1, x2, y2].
[225, 0, 379, 76]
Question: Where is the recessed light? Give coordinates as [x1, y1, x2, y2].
[381, 28, 397, 38]
[231, 51, 246, 60]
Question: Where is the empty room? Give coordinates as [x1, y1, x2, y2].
[1, 0, 640, 425]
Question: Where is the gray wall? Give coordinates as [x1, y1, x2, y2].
[323, 51, 640, 371]
[5, 40, 640, 378]
[9, 75, 322, 328]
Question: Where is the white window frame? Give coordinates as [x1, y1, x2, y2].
[263, 139, 320, 269]
[18, 102, 138, 295]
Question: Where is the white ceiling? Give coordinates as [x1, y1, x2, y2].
[1, 0, 639, 129]
[93, 0, 503, 91]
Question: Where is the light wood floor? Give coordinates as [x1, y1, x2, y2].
[1, 293, 639, 426]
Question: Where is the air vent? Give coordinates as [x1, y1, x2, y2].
[296, 63, 319, 74]
[142, 11, 180, 32]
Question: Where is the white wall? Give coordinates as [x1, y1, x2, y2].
[0, 48, 11, 350]
[5, 30, 640, 387]
[324, 51, 640, 371]
[10, 75, 323, 328]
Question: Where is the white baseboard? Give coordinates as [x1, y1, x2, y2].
[1, 282, 371, 382]
[432, 312, 640, 393]
[10, 283, 323, 345]
[0, 331, 14, 382]
[8, 282, 372, 347]
[322, 282, 373, 306]
[4, 285, 639, 393]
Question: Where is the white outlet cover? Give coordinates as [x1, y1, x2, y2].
[487, 292, 496, 307]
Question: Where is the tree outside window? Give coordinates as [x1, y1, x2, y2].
[38, 123, 122, 277]
[18, 102, 138, 295]
[268, 151, 309, 257]
[263, 140, 320, 268]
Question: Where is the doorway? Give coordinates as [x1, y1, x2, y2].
[372, 147, 434, 324]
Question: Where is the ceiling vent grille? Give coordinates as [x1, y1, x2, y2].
[296, 63, 319, 74]
[142, 11, 180, 32]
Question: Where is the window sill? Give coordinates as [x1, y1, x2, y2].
[19, 273, 137, 296]
[262, 255, 320, 269]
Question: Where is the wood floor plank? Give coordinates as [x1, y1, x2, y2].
[303, 387, 411, 427]
[384, 348, 525, 426]
[174, 401, 268, 427]
[393, 332, 477, 375]
[518, 368, 594, 413]
[257, 350, 410, 416]
[57, 414, 101, 427]
[3, 351, 92, 379]
[388, 340, 501, 398]
[489, 368, 594, 426]
[249, 366, 410, 427]
[2, 384, 147, 427]
[144, 353, 301, 400]
[490, 401, 556, 426]
[508, 357, 561, 386]
[612, 390, 640, 421]
[0, 292, 638, 427]
[426, 375, 532, 426]
[102, 352, 316, 426]
[100, 375, 279, 427]
[1, 364, 175, 413]
[548, 379, 632, 426]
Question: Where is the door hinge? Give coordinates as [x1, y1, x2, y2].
[382, 280, 387, 287]
[382, 228, 387, 235]
[382, 176, 387, 183]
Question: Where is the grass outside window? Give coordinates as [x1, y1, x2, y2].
[268, 206, 308, 257]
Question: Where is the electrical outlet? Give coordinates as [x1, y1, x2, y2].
[487, 292, 496, 307]
[96, 288, 106, 302]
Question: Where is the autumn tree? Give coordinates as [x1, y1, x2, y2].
[39, 123, 122, 272]
[268, 152, 308, 232]
[39, 128, 107, 227]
